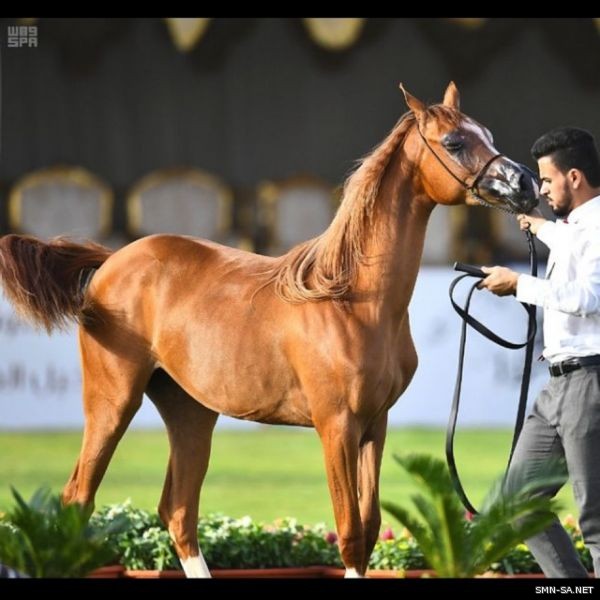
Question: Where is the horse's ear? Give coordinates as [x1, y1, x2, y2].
[442, 81, 460, 110]
[399, 83, 426, 120]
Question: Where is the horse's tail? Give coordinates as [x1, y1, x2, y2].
[0, 234, 113, 333]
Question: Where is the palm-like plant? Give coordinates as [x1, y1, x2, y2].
[381, 453, 565, 578]
[0, 487, 124, 577]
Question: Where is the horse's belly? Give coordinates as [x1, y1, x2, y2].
[181, 366, 314, 427]
[209, 390, 313, 427]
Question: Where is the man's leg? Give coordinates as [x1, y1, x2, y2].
[507, 383, 588, 578]
[560, 367, 600, 577]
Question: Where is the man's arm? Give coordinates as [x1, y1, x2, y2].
[477, 210, 546, 297]
[481, 239, 600, 315]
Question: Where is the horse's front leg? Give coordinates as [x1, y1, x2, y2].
[358, 413, 387, 574]
[317, 413, 365, 578]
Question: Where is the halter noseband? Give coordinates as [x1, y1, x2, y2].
[416, 124, 504, 208]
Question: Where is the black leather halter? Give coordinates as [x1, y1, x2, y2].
[416, 125, 504, 204]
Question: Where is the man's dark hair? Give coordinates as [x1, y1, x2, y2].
[531, 127, 600, 187]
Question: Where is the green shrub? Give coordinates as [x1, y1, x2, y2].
[63, 496, 594, 574]
[381, 453, 565, 577]
[0, 487, 123, 577]
[90, 501, 176, 570]
[369, 534, 428, 570]
[91, 505, 342, 570]
[199, 515, 341, 568]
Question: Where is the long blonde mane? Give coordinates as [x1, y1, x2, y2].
[266, 111, 417, 303]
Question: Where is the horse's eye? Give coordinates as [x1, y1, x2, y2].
[442, 133, 464, 152]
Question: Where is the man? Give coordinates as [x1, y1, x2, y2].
[480, 127, 600, 578]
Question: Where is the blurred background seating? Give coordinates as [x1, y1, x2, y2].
[257, 175, 339, 256]
[8, 166, 113, 243]
[126, 167, 249, 248]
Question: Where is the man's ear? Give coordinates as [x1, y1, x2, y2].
[569, 168, 584, 190]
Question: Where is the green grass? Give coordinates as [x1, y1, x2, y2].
[0, 426, 576, 527]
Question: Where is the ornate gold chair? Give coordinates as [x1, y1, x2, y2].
[9, 166, 113, 242]
[126, 168, 237, 244]
[257, 175, 339, 256]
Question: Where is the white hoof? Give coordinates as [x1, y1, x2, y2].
[180, 554, 211, 578]
[344, 568, 365, 578]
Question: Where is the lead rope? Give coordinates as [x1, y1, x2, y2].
[446, 229, 538, 514]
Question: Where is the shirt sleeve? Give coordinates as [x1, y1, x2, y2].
[516, 238, 600, 316]
[516, 274, 550, 307]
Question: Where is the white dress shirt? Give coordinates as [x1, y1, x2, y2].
[516, 195, 600, 363]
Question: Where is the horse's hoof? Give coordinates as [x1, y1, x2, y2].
[344, 568, 365, 578]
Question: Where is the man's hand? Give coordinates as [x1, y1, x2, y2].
[516, 209, 547, 235]
[479, 266, 519, 297]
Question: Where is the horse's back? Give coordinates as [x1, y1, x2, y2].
[114, 233, 268, 269]
[91, 234, 273, 294]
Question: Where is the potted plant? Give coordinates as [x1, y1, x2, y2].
[0, 487, 125, 578]
[381, 453, 565, 578]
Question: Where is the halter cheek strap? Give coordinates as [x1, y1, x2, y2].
[416, 125, 504, 204]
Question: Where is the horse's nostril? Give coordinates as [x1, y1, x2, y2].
[515, 164, 540, 192]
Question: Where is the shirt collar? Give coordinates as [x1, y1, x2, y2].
[567, 194, 600, 225]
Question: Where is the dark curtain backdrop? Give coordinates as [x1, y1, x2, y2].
[1, 18, 599, 235]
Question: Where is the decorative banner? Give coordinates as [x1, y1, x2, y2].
[446, 18, 487, 29]
[302, 18, 366, 51]
[164, 18, 211, 52]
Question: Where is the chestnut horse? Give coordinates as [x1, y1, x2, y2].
[0, 83, 537, 577]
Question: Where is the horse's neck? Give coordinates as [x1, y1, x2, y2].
[356, 163, 433, 322]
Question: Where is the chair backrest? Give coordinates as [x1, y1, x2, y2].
[127, 168, 232, 240]
[9, 166, 113, 241]
[257, 175, 339, 255]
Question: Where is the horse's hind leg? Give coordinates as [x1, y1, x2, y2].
[146, 370, 218, 579]
[62, 332, 153, 508]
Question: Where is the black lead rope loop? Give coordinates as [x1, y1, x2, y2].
[511, 229, 538, 464]
[446, 229, 538, 515]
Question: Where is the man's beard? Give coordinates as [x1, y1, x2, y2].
[551, 185, 572, 218]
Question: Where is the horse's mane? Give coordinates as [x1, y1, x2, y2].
[264, 110, 418, 304]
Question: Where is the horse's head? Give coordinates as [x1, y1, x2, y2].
[400, 82, 539, 214]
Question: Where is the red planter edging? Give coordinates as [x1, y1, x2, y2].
[124, 569, 184, 578]
[123, 567, 418, 578]
[213, 566, 327, 578]
[98, 566, 563, 579]
[125, 566, 328, 578]
[88, 565, 126, 578]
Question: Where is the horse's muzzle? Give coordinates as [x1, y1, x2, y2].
[478, 163, 540, 213]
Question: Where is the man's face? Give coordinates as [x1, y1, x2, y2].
[537, 155, 574, 218]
